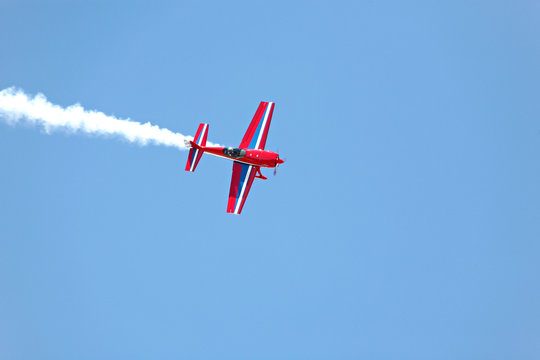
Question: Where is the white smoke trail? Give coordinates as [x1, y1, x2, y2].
[0, 87, 217, 150]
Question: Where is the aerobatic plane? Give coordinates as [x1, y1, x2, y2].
[184, 101, 284, 214]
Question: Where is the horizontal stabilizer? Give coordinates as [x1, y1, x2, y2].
[185, 123, 208, 172]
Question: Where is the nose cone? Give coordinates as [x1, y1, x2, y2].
[277, 158, 285, 164]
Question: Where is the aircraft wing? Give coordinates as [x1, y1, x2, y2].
[227, 161, 258, 214]
[239, 101, 275, 150]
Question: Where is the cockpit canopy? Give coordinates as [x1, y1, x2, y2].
[223, 147, 246, 159]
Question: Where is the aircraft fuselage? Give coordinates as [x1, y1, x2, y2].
[200, 146, 283, 168]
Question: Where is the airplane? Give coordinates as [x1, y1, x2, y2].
[184, 101, 284, 214]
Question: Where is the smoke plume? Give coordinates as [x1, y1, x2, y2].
[0, 87, 215, 150]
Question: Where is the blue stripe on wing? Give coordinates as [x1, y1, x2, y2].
[248, 103, 270, 149]
[189, 149, 197, 169]
[234, 162, 250, 209]
[195, 129, 203, 144]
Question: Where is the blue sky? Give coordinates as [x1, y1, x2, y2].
[1, 1, 539, 359]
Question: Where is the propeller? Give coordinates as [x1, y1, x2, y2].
[274, 154, 285, 176]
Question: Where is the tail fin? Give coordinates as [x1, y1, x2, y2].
[185, 123, 208, 172]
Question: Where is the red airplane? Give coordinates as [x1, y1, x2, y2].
[184, 101, 284, 214]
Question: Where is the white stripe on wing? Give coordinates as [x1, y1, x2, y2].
[254, 103, 272, 150]
[234, 165, 253, 214]
[190, 149, 199, 171]
[197, 124, 208, 145]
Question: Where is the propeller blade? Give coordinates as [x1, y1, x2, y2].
[274, 159, 280, 176]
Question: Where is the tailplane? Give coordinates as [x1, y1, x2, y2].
[185, 123, 208, 172]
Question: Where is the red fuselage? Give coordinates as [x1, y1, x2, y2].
[202, 146, 284, 168]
